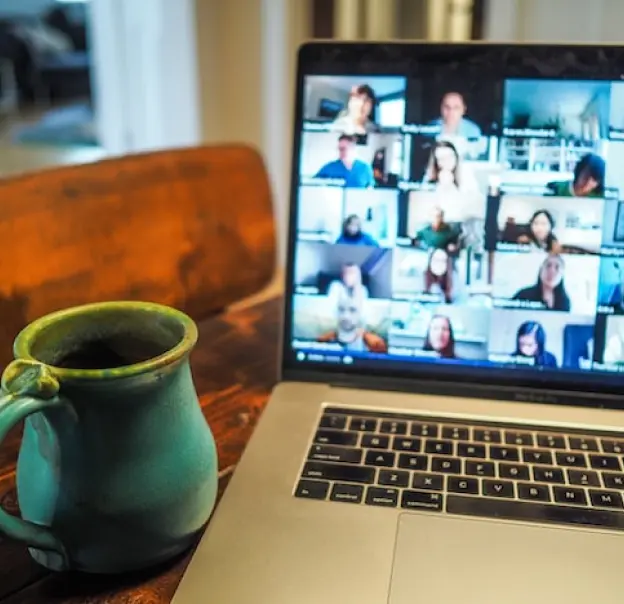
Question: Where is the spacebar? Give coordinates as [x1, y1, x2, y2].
[447, 495, 624, 529]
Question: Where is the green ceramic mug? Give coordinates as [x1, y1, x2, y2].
[0, 301, 218, 573]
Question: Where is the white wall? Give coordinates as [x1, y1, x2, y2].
[194, 0, 311, 265]
[484, 0, 624, 42]
[90, 0, 201, 155]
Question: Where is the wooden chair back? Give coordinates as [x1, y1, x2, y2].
[0, 144, 276, 367]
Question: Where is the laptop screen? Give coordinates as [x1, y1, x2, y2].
[283, 43, 624, 396]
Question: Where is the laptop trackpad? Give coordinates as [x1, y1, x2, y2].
[389, 512, 622, 604]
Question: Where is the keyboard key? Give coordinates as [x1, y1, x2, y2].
[308, 445, 362, 464]
[365, 487, 399, 508]
[361, 434, 390, 449]
[533, 467, 565, 484]
[303, 462, 375, 484]
[442, 426, 469, 440]
[380, 420, 407, 435]
[412, 473, 444, 491]
[555, 452, 587, 468]
[569, 437, 598, 452]
[349, 418, 377, 432]
[518, 483, 550, 502]
[425, 440, 454, 455]
[397, 453, 428, 471]
[447, 496, 624, 529]
[601, 439, 624, 454]
[392, 437, 421, 453]
[364, 450, 396, 468]
[473, 428, 501, 443]
[499, 463, 530, 481]
[431, 457, 461, 474]
[603, 473, 624, 489]
[330, 483, 364, 504]
[483, 479, 515, 498]
[553, 486, 587, 506]
[457, 443, 486, 459]
[448, 476, 479, 495]
[589, 455, 622, 471]
[320, 414, 347, 430]
[465, 461, 496, 477]
[378, 470, 410, 488]
[490, 446, 520, 462]
[505, 431, 534, 447]
[589, 490, 624, 509]
[567, 469, 600, 487]
[537, 434, 566, 449]
[401, 490, 444, 511]
[411, 422, 439, 438]
[314, 430, 358, 447]
[295, 480, 330, 500]
[522, 449, 554, 465]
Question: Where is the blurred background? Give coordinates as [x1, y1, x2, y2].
[0, 0, 621, 260]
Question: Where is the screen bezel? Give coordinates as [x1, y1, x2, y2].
[281, 41, 624, 406]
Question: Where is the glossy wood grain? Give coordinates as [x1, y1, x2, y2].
[0, 295, 282, 603]
[0, 144, 276, 369]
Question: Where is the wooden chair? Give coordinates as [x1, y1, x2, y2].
[0, 144, 276, 368]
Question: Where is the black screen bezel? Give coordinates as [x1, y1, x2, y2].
[281, 41, 624, 407]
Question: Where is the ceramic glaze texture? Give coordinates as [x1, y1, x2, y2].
[0, 302, 219, 573]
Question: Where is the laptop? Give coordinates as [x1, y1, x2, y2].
[173, 42, 624, 603]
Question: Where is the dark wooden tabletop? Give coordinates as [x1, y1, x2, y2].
[0, 295, 282, 604]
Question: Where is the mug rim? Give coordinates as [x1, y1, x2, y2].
[13, 301, 198, 381]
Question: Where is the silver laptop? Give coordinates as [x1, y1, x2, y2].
[174, 42, 624, 603]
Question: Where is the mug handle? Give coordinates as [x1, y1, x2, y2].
[0, 359, 69, 565]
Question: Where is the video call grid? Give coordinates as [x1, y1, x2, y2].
[290, 74, 624, 374]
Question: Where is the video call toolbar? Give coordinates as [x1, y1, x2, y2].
[290, 73, 624, 375]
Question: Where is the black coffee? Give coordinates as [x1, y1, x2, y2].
[54, 336, 169, 370]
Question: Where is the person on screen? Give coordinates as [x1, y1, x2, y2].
[512, 254, 571, 311]
[424, 141, 461, 187]
[513, 321, 558, 368]
[600, 261, 624, 314]
[316, 290, 387, 353]
[423, 315, 456, 359]
[424, 249, 453, 303]
[422, 141, 481, 217]
[315, 134, 375, 188]
[516, 210, 561, 252]
[547, 153, 605, 198]
[428, 92, 482, 139]
[335, 214, 379, 246]
[327, 263, 369, 305]
[413, 206, 459, 252]
[331, 84, 380, 135]
[603, 322, 624, 365]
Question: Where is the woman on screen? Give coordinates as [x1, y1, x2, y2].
[424, 249, 453, 303]
[547, 153, 605, 198]
[423, 141, 483, 221]
[513, 321, 558, 368]
[423, 315, 456, 359]
[512, 254, 571, 312]
[517, 210, 561, 252]
[335, 215, 379, 247]
[327, 263, 369, 306]
[424, 141, 461, 187]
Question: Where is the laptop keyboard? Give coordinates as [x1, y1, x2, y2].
[294, 407, 624, 530]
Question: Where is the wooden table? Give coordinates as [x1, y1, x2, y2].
[0, 296, 282, 603]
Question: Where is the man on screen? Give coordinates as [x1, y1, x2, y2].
[331, 84, 380, 135]
[428, 92, 482, 139]
[315, 134, 375, 188]
[317, 291, 387, 353]
[413, 206, 459, 251]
